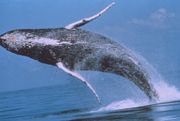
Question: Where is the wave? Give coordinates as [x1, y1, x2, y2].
[97, 99, 145, 111]
[96, 80, 180, 112]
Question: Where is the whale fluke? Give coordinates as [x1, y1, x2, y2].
[56, 62, 101, 103]
[65, 2, 115, 29]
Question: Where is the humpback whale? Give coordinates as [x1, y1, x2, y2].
[0, 2, 158, 103]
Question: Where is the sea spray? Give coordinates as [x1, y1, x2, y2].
[95, 81, 180, 112]
[97, 99, 147, 111]
[95, 47, 180, 111]
[134, 51, 180, 102]
[154, 81, 180, 102]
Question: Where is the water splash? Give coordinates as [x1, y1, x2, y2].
[95, 48, 180, 112]
[126, 47, 180, 102]
[97, 81, 180, 112]
[97, 99, 145, 111]
[154, 81, 180, 102]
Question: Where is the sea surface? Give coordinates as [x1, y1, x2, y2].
[1, 81, 180, 121]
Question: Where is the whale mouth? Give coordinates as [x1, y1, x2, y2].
[0, 37, 5, 44]
[0, 37, 8, 48]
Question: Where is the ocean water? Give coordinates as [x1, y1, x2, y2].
[1, 80, 180, 121]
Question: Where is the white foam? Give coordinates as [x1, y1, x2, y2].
[125, 48, 180, 103]
[97, 99, 140, 111]
[154, 81, 180, 102]
[95, 80, 180, 112]
[92, 99, 150, 113]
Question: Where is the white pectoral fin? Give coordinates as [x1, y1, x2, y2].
[56, 62, 101, 103]
[65, 2, 115, 29]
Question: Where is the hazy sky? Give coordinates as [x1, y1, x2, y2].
[0, 0, 180, 92]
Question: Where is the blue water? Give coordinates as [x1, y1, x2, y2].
[1, 0, 180, 121]
[1, 83, 180, 121]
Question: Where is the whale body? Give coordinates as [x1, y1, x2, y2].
[0, 2, 159, 103]
[0, 28, 158, 102]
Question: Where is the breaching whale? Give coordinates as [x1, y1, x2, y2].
[0, 2, 158, 103]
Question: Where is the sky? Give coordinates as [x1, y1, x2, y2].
[0, 0, 180, 92]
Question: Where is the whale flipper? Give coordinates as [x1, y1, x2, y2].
[56, 62, 101, 103]
[65, 2, 115, 29]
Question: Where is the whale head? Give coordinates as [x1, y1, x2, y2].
[0, 30, 21, 51]
[0, 29, 58, 51]
[0, 29, 63, 65]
